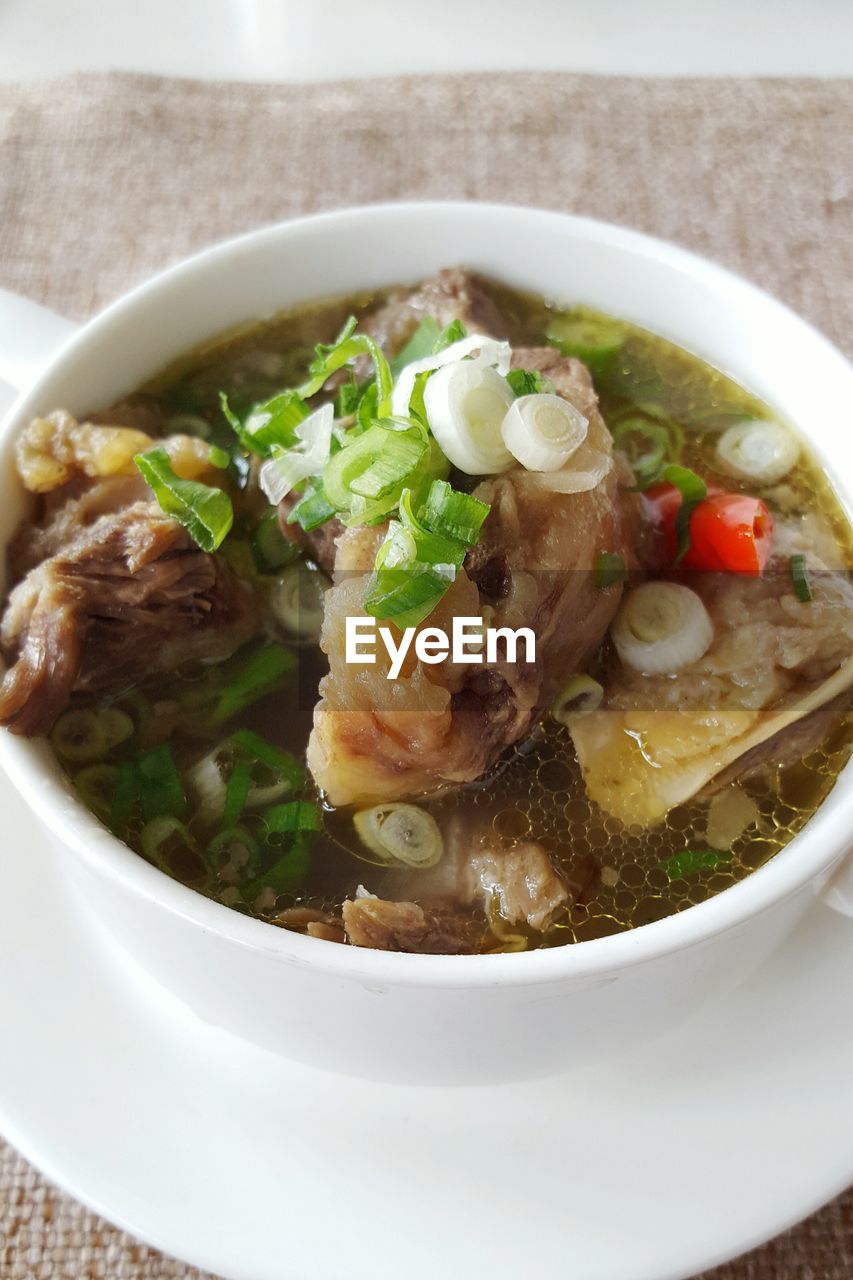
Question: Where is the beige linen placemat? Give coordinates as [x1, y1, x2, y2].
[0, 71, 852, 1280]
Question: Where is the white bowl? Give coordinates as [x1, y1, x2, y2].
[0, 202, 851, 1084]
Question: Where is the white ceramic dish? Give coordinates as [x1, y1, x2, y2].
[1, 774, 852, 1280]
[0, 202, 851, 1085]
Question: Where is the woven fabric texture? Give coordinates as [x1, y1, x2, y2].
[0, 70, 851, 1280]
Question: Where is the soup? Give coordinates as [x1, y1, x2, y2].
[1, 269, 851, 953]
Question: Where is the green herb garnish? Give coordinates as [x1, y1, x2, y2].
[420, 479, 490, 545]
[659, 848, 731, 880]
[507, 368, 554, 397]
[219, 390, 309, 459]
[660, 464, 707, 564]
[612, 415, 675, 489]
[134, 448, 233, 552]
[790, 554, 812, 603]
[390, 316, 442, 375]
[298, 316, 393, 413]
[433, 318, 467, 352]
[286, 478, 338, 532]
[594, 551, 628, 588]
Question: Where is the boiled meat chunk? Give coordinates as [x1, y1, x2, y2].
[308, 350, 639, 805]
[569, 521, 853, 827]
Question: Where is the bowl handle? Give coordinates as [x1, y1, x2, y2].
[0, 289, 79, 410]
[821, 850, 853, 919]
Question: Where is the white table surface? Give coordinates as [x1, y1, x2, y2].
[1, 0, 851, 82]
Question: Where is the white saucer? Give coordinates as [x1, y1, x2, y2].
[1, 767, 852, 1280]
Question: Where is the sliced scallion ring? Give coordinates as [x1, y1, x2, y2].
[423, 362, 514, 475]
[612, 416, 673, 488]
[270, 561, 327, 639]
[545, 313, 624, 376]
[352, 803, 444, 868]
[612, 582, 714, 675]
[259, 402, 334, 504]
[390, 332, 511, 420]
[253, 510, 300, 571]
[140, 816, 200, 874]
[74, 764, 120, 817]
[551, 675, 604, 724]
[187, 749, 228, 819]
[790, 553, 812, 603]
[97, 707, 134, 750]
[208, 826, 259, 880]
[715, 419, 799, 485]
[51, 709, 108, 762]
[500, 393, 588, 472]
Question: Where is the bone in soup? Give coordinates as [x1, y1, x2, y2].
[2, 269, 851, 953]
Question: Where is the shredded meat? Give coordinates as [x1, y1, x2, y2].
[362, 267, 509, 354]
[0, 500, 258, 736]
[342, 897, 485, 953]
[465, 842, 569, 930]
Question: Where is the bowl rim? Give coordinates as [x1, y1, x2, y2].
[1, 198, 851, 989]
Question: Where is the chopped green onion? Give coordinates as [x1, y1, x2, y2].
[353, 803, 443, 868]
[390, 316, 442, 375]
[660, 464, 707, 564]
[433, 318, 467, 353]
[420, 479, 490, 545]
[421, 361, 514, 475]
[222, 758, 252, 829]
[208, 445, 231, 470]
[229, 729, 306, 790]
[208, 826, 260, 877]
[613, 582, 713, 674]
[350, 430, 427, 500]
[356, 380, 380, 433]
[551, 675, 604, 724]
[266, 800, 322, 835]
[252, 511, 301, 571]
[51, 709, 107, 762]
[74, 764, 120, 818]
[397, 488, 467, 564]
[287, 478, 337, 532]
[322, 421, 427, 511]
[219, 390, 310, 459]
[135, 447, 233, 552]
[659, 847, 731, 880]
[545, 312, 624, 377]
[245, 391, 310, 447]
[270, 562, 327, 640]
[298, 317, 393, 414]
[110, 760, 140, 829]
[790, 554, 812, 603]
[364, 482, 482, 627]
[364, 561, 456, 630]
[594, 552, 628, 588]
[138, 743, 186, 821]
[612, 416, 673, 488]
[507, 368, 554, 397]
[97, 707, 134, 751]
[334, 377, 365, 418]
[244, 835, 313, 900]
[207, 644, 296, 726]
[259, 403, 335, 505]
[140, 817, 199, 875]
